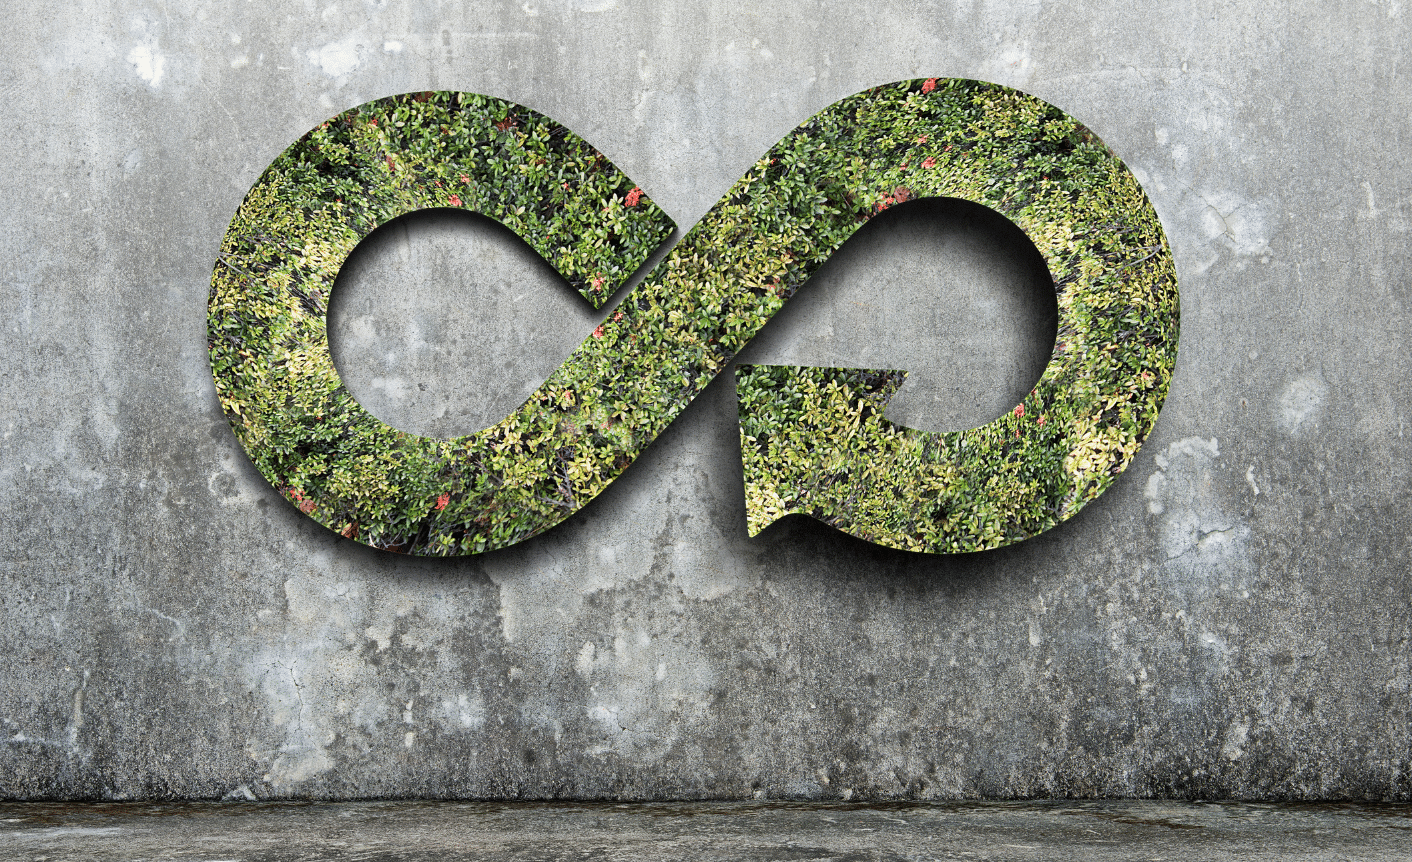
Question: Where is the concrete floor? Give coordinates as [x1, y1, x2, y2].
[2, 800, 1409, 861]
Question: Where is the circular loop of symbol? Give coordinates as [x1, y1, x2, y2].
[209, 80, 1179, 556]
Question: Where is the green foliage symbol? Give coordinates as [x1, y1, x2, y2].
[209, 80, 1178, 556]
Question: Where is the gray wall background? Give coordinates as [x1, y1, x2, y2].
[3, 0, 1410, 801]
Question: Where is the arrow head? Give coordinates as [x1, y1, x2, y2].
[733, 363, 909, 539]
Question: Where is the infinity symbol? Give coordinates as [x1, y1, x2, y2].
[209, 79, 1178, 556]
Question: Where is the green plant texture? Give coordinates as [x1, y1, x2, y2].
[210, 80, 1177, 556]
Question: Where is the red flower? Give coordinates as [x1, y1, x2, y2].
[289, 488, 316, 514]
[893, 186, 911, 203]
[625, 187, 643, 207]
[921, 78, 938, 94]
[1037, 415, 1046, 427]
[368, 118, 378, 127]
[434, 493, 449, 511]
[592, 324, 605, 339]
[1014, 404, 1025, 417]
[921, 157, 936, 169]
[448, 194, 462, 206]
[460, 174, 470, 183]
[917, 135, 928, 144]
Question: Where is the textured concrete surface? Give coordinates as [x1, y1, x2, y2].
[4, 801, 1412, 861]
[2, 1, 1411, 801]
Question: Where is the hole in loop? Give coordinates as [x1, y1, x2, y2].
[329, 197, 1055, 441]
[735, 197, 1058, 433]
[328, 208, 599, 439]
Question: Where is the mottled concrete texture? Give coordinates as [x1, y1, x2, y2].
[1, 0, 1410, 801]
[6, 801, 1412, 861]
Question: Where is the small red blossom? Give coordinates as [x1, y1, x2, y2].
[917, 135, 928, 144]
[385, 154, 396, 172]
[368, 118, 378, 127]
[433, 180, 442, 187]
[591, 275, 606, 293]
[624, 186, 643, 207]
[922, 157, 936, 169]
[1014, 404, 1025, 418]
[893, 186, 912, 203]
[448, 194, 462, 206]
[289, 488, 316, 514]
[434, 493, 449, 511]
[612, 310, 624, 322]
[592, 324, 605, 339]
[900, 162, 909, 170]
[1037, 415, 1046, 427]
[921, 78, 938, 94]
[460, 174, 470, 183]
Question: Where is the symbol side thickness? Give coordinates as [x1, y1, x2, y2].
[209, 80, 1179, 556]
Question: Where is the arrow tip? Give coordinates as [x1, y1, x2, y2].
[733, 362, 908, 539]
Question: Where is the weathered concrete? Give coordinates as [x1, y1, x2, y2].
[4, 800, 1411, 861]
[2, 1, 1411, 800]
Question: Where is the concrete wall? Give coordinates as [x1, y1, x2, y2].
[3, 0, 1410, 800]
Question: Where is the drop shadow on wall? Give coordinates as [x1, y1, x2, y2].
[313, 197, 1102, 590]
